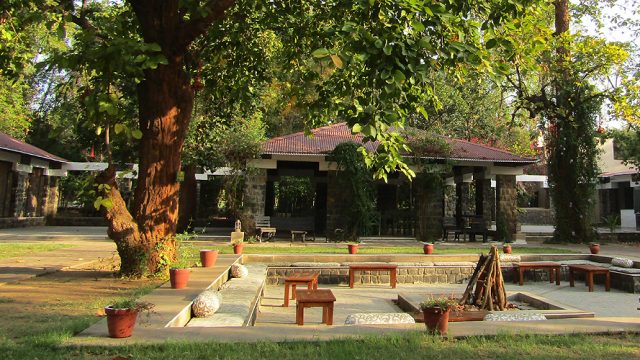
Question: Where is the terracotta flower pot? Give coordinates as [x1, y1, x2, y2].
[589, 243, 600, 254]
[200, 250, 219, 267]
[169, 268, 190, 289]
[503, 245, 512, 254]
[423, 307, 450, 335]
[105, 306, 139, 338]
[348, 244, 359, 254]
[233, 243, 244, 255]
[423, 243, 434, 255]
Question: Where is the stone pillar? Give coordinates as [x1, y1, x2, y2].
[325, 173, 342, 237]
[455, 180, 471, 227]
[496, 175, 518, 239]
[43, 176, 60, 218]
[415, 174, 444, 242]
[474, 169, 494, 226]
[11, 171, 29, 218]
[243, 169, 267, 220]
[443, 185, 456, 218]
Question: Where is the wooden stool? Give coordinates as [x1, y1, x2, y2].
[295, 289, 336, 326]
[568, 264, 610, 292]
[283, 272, 319, 307]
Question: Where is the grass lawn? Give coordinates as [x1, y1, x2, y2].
[0, 258, 637, 359]
[0, 243, 72, 259]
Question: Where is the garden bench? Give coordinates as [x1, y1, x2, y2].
[513, 262, 561, 286]
[255, 215, 276, 242]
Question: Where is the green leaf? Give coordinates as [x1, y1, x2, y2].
[131, 129, 143, 139]
[393, 70, 406, 84]
[312, 48, 330, 58]
[352, 123, 362, 133]
[95, 127, 103, 136]
[383, 45, 392, 55]
[486, 38, 498, 49]
[114, 123, 125, 134]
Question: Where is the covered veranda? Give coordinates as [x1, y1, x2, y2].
[244, 123, 537, 242]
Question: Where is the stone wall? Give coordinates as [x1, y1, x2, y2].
[266, 265, 476, 286]
[518, 207, 553, 225]
[0, 217, 46, 229]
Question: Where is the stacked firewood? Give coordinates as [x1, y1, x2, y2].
[458, 245, 508, 311]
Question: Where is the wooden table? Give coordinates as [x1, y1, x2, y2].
[513, 262, 561, 286]
[349, 264, 397, 288]
[295, 289, 336, 325]
[283, 272, 320, 307]
[568, 264, 610, 292]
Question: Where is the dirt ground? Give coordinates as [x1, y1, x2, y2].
[0, 256, 161, 340]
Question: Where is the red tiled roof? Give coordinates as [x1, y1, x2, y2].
[0, 132, 67, 163]
[263, 122, 536, 163]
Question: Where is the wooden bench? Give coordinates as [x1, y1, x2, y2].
[283, 272, 319, 307]
[255, 215, 276, 242]
[513, 262, 561, 286]
[349, 264, 397, 288]
[295, 289, 336, 325]
[568, 264, 610, 292]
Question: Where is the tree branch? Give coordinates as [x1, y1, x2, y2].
[177, 0, 235, 50]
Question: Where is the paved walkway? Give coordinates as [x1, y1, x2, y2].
[0, 226, 116, 285]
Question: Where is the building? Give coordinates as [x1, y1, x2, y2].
[0, 132, 67, 228]
[244, 123, 537, 240]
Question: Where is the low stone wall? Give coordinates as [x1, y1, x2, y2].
[0, 217, 45, 229]
[267, 264, 477, 286]
[46, 216, 107, 226]
[518, 208, 553, 225]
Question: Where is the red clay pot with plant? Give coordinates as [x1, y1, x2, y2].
[200, 249, 219, 267]
[169, 268, 191, 289]
[105, 306, 139, 338]
[348, 244, 359, 254]
[589, 243, 600, 254]
[233, 243, 244, 255]
[423, 243, 434, 254]
[503, 244, 512, 254]
[422, 307, 451, 335]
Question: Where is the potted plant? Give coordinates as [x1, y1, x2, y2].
[199, 249, 219, 268]
[502, 243, 512, 254]
[104, 299, 154, 338]
[347, 242, 360, 254]
[589, 242, 600, 254]
[231, 237, 244, 254]
[419, 295, 458, 335]
[169, 241, 192, 289]
[423, 243, 434, 255]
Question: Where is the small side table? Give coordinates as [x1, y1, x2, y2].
[295, 289, 336, 326]
[283, 272, 320, 307]
[568, 264, 610, 292]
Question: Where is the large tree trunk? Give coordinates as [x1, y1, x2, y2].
[96, 1, 235, 276]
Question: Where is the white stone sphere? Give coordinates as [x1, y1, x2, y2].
[192, 290, 221, 317]
[231, 264, 249, 278]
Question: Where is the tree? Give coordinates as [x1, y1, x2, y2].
[495, 1, 638, 243]
[3, 0, 536, 276]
